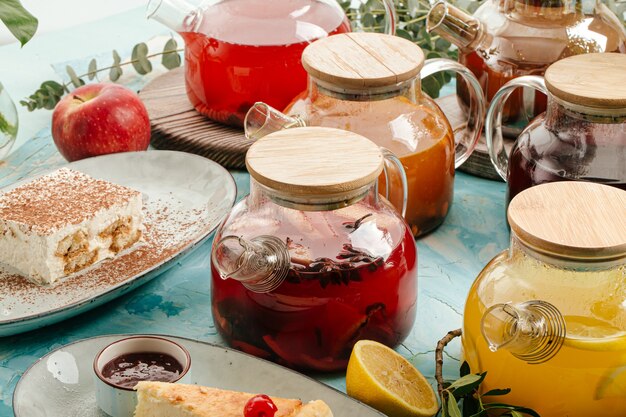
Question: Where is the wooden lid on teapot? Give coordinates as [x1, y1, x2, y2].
[246, 127, 383, 202]
[301, 33, 424, 89]
[508, 182, 626, 260]
[545, 53, 626, 110]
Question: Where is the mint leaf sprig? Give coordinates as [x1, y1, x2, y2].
[435, 329, 541, 417]
[20, 38, 182, 111]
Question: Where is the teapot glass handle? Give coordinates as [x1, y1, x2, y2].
[485, 75, 547, 181]
[380, 147, 408, 218]
[420, 58, 485, 168]
[380, 0, 397, 35]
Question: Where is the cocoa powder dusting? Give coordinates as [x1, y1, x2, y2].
[0, 192, 217, 316]
[0, 168, 141, 234]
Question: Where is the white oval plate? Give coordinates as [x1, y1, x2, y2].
[0, 151, 236, 336]
[13, 334, 385, 417]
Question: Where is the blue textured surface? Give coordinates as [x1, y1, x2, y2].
[0, 132, 508, 415]
[0, 7, 509, 415]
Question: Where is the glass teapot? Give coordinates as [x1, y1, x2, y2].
[463, 181, 626, 417]
[210, 127, 417, 371]
[146, 0, 396, 127]
[485, 52, 626, 206]
[246, 32, 485, 237]
[427, 0, 626, 137]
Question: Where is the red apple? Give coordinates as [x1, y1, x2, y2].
[52, 83, 151, 161]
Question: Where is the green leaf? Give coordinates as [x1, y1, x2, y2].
[483, 403, 540, 417]
[362, 12, 375, 27]
[109, 65, 123, 82]
[131, 42, 152, 75]
[110, 50, 123, 81]
[41, 80, 65, 95]
[448, 373, 486, 398]
[0, 0, 38, 46]
[395, 28, 413, 41]
[66, 65, 84, 88]
[87, 59, 98, 80]
[0, 112, 17, 138]
[447, 394, 462, 417]
[435, 37, 452, 51]
[509, 411, 524, 417]
[447, 373, 483, 391]
[112, 50, 122, 65]
[441, 398, 448, 417]
[162, 38, 182, 69]
[460, 362, 471, 377]
[483, 388, 512, 396]
[162, 50, 181, 69]
[422, 75, 441, 99]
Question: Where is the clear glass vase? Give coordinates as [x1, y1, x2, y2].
[0, 82, 18, 160]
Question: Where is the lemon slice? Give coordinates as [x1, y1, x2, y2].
[346, 340, 438, 417]
[564, 316, 626, 352]
[596, 366, 626, 400]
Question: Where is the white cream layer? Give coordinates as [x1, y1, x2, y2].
[0, 194, 143, 285]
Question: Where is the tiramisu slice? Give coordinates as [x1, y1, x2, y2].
[0, 168, 143, 285]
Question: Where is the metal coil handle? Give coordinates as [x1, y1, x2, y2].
[481, 300, 566, 365]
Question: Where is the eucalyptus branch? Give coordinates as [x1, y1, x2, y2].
[20, 38, 183, 112]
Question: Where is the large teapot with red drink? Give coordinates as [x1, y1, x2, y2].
[147, 0, 396, 126]
[210, 127, 417, 371]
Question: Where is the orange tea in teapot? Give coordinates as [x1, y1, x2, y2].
[180, 0, 350, 126]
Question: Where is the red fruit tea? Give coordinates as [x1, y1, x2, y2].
[211, 208, 417, 372]
[181, 0, 351, 126]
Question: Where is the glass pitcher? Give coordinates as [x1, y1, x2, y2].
[210, 127, 416, 371]
[427, 0, 626, 137]
[463, 181, 626, 417]
[146, 0, 396, 127]
[246, 32, 485, 237]
[485, 52, 626, 206]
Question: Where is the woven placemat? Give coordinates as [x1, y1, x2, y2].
[139, 67, 253, 169]
[140, 68, 510, 178]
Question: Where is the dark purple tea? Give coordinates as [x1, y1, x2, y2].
[101, 352, 183, 389]
[506, 114, 626, 205]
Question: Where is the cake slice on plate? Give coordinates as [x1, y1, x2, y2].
[134, 381, 333, 417]
[0, 167, 143, 285]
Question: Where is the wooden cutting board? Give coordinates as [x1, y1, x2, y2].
[139, 67, 253, 169]
[140, 68, 510, 179]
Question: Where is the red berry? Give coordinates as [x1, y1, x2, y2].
[244, 394, 278, 417]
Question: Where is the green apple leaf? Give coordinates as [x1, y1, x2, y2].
[0, 0, 38, 46]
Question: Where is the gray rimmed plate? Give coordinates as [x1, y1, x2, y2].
[12, 334, 385, 416]
[0, 151, 236, 336]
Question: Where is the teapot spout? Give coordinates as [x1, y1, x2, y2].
[147, 0, 203, 33]
[244, 102, 306, 140]
[481, 300, 566, 364]
[427, 1, 487, 52]
[211, 235, 291, 293]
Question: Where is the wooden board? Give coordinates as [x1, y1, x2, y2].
[139, 67, 253, 169]
[139, 68, 511, 179]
